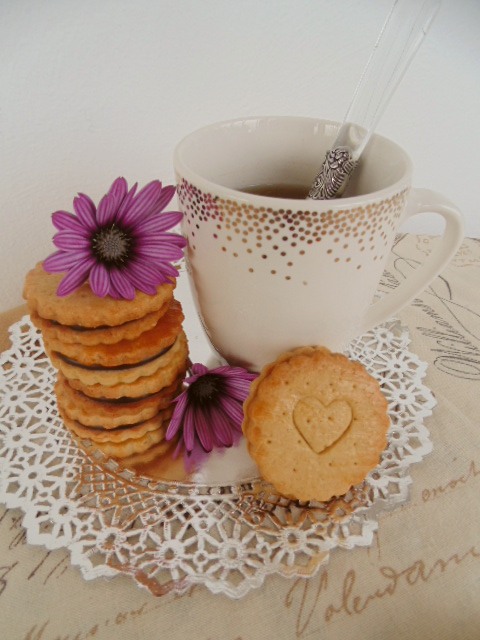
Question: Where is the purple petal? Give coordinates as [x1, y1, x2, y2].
[109, 268, 136, 300]
[107, 280, 123, 299]
[74, 194, 97, 230]
[167, 233, 188, 247]
[222, 378, 253, 402]
[43, 250, 91, 273]
[56, 257, 95, 296]
[152, 261, 180, 278]
[127, 260, 167, 287]
[96, 194, 116, 226]
[210, 407, 235, 447]
[89, 263, 110, 297]
[218, 397, 244, 428]
[172, 438, 184, 460]
[183, 371, 208, 387]
[189, 363, 209, 378]
[53, 231, 92, 251]
[122, 272, 160, 295]
[183, 436, 209, 473]
[52, 211, 90, 234]
[150, 185, 176, 214]
[139, 235, 185, 247]
[129, 258, 179, 286]
[213, 365, 257, 380]
[135, 211, 184, 235]
[121, 181, 163, 227]
[166, 391, 189, 440]
[221, 370, 257, 393]
[194, 408, 213, 452]
[123, 270, 164, 295]
[116, 264, 161, 295]
[107, 177, 128, 211]
[135, 229, 186, 251]
[182, 404, 196, 451]
[115, 183, 138, 222]
[136, 243, 184, 261]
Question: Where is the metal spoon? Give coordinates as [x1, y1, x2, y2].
[308, 0, 441, 200]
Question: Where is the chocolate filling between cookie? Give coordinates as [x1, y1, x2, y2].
[54, 339, 176, 371]
[73, 383, 182, 405]
[73, 414, 171, 433]
[49, 320, 114, 331]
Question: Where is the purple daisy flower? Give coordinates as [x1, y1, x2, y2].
[43, 177, 187, 300]
[166, 363, 257, 468]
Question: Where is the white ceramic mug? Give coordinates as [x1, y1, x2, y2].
[174, 116, 464, 371]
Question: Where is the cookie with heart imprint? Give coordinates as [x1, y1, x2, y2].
[292, 396, 353, 454]
[242, 346, 390, 502]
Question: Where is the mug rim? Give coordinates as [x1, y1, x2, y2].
[173, 115, 413, 206]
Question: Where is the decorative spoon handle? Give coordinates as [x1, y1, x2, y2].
[309, 0, 441, 200]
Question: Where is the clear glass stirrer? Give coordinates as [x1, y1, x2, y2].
[308, 0, 441, 200]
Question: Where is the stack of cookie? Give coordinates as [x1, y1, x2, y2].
[23, 263, 189, 468]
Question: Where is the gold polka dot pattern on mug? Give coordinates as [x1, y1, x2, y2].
[177, 180, 409, 282]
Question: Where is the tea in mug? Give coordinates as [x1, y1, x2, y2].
[240, 183, 309, 199]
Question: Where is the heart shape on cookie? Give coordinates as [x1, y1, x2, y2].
[292, 396, 352, 454]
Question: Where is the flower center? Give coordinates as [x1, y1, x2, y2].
[91, 225, 133, 267]
[189, 374, 223, 405]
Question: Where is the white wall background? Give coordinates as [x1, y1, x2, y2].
[1, 0, 479, 312]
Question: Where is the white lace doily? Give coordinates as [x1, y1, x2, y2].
[0, 317, 434, 598]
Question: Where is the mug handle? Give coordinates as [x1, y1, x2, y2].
[360, 188, 464, 334]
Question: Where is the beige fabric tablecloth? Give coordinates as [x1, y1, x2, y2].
[1, 234, 479, 640]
